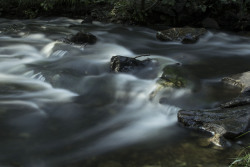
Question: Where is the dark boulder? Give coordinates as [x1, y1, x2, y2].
[69, 32, 97, 45]
[110, 55, 158, 79]
[156, 27, 207, 44]
[178, 97, 250, 146]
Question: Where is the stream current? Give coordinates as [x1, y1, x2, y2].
[0, 18, 249, 167]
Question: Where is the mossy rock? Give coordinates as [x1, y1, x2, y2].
[150, 64, 190, 100]
[158, 64, 188, 88]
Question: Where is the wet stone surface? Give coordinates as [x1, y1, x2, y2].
[222, 71, 250, 92]
[110, 55, 159, 79]
[178, 96, 250, 146]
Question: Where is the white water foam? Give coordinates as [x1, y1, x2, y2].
[0, 73, 78, 102]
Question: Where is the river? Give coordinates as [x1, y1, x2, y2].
[0, 17, 249, 167]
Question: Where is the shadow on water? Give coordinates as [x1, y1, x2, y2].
[0, 18, 249, 167]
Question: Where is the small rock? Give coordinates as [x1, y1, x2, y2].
[209, 133, 230, 147]
[156, 28, 207, 44]
[222, 71, 250, 92]
[110, 55, 158, 79]
[69, 32, 97, 45]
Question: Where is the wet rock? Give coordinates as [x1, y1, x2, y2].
[158, 64, 188, 88]
[110, 55, 158, 79]
[156, 27, 207, 44]
[178, 97, 250, 146]
[69, 32, 97, 45]
[220, 96, 250, 108]
[150, 64, 196, 100]
[222, 71, 250, 92]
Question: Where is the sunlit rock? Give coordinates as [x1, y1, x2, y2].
[156, 27, 207, 44]
[222, 71, 250, 93]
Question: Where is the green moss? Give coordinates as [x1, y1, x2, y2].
[158, 65, 188, 88]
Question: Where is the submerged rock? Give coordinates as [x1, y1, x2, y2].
[178, 96, 250, 146]
[110, 55, 158, 79]
[222, 71, 250, 92]
[158, 64, 188, 88]
[149, 64, 197, 101]
[68, 32, 97, 45]
[156, 27, 207, 44]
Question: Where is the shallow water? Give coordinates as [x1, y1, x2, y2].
[0, 17, 249, 167]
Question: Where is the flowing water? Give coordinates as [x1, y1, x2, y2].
[0, 18, 249, 167]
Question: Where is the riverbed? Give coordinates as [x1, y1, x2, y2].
[0, 17, 249, 167]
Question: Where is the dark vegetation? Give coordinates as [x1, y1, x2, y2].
[0, 0, 250, 31]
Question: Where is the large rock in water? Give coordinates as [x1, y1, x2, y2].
[178, 97, 250, 147]
[156, 28, 207, 44]
[110, 55, 158, 79]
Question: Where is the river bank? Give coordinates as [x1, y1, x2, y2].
[1, 0, 250, 32]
